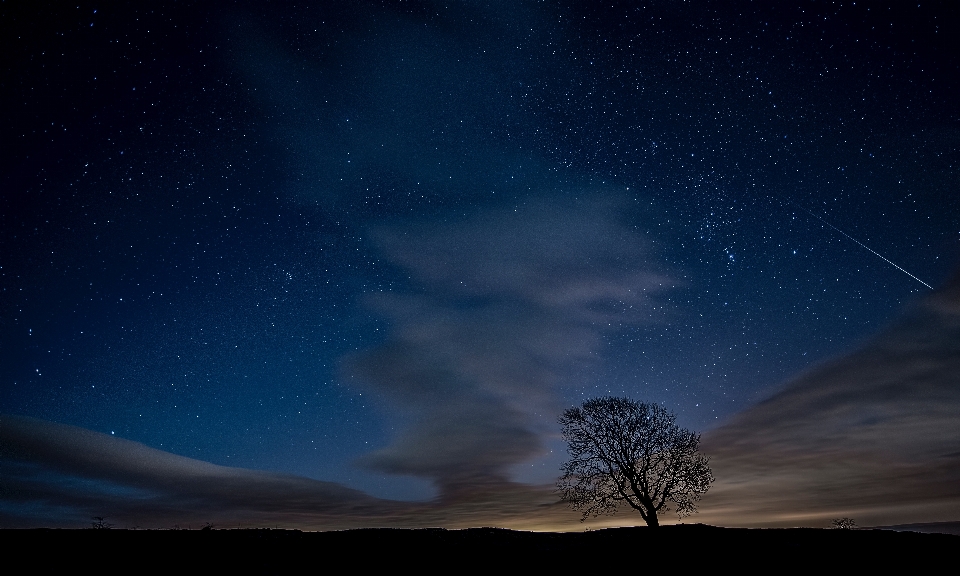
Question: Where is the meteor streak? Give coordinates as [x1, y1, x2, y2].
[793, 202, 933, 290]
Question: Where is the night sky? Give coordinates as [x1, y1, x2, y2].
[2, 1, 959, 529]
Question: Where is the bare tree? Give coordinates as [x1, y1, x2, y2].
[831, 517, 857, 529]
[558, 397, 714, 527]
[90, 516, 112, 529]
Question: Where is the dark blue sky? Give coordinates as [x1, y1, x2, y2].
[2, 0, 958, 515]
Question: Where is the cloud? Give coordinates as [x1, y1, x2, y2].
[234, 2, 679, 500]
[213, 3, 677, 509]
[347, 196, 671, 495]
[0, 414, 399, 528]
[0, 414, 585, 530]
[236, 1, 553, 213]
[696, 268, 960, 527]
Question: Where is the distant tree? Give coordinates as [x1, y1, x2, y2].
[90, 516, 112, 529]
[831, 518, 857, 529]
[558, 397, 714, 527]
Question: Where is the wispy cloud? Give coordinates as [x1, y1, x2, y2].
[0, 414, 582, 530]
[236, 1, 551, 213]
[234, 0, 680, 497]
[697, 269, 960, 527]
[0, 415, 392, 529]
[348, 196, 671, 496]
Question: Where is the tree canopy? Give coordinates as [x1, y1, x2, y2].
[558, 397, 714, 527]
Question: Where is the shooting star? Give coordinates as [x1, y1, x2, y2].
[792, 202, 933, 290]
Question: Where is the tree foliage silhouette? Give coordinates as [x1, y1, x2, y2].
[832, 518, 857, 529]
[558, 397, 714, 527]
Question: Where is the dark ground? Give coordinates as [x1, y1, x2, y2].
[4, 524, 956, 572]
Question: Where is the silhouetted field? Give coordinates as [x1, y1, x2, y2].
[5, 524, 955, 571]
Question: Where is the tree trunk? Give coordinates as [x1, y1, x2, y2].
[643, 508, 660, 527]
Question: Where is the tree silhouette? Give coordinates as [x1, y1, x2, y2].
[558, 397, 714, 527]
[90, 516, 112, 529]
[832, 518, 857, 529]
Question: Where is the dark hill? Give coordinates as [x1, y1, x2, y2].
[4, 524, 955, 572]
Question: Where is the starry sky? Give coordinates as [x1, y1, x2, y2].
[2, 1, 959, 529]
